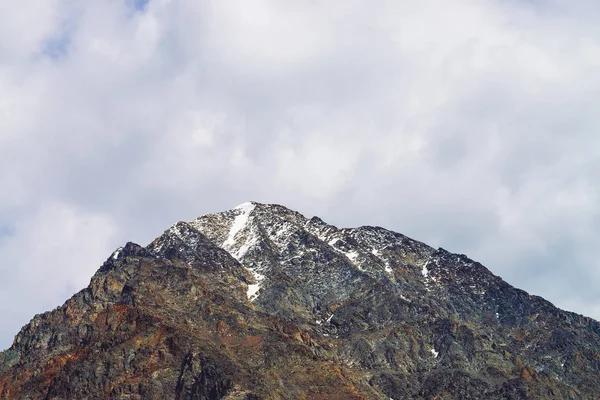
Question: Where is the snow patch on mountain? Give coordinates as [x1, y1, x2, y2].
[223, 203, 255, 250]
[422, 261, 429, 278]
[247, 282, 260, 301]
[111, 247, 122, 260]
[247, 268, 265, 302]
[372, 248, 393, 274]
[384, 263, 393, 274]
[345, 250, 360, 264]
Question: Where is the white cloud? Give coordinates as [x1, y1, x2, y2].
[1, 0, 600, 347]
[0, 202, 117, 346]
[0, 0, 62, 61]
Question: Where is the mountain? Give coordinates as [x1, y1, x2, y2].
[1, 202, 599, 399]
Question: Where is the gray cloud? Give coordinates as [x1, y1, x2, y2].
[1, 0, 600, 348]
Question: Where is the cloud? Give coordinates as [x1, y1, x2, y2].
[0, 202, 117, 346]
[1, 0, 600, 348]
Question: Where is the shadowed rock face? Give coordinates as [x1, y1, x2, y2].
[1, 202, 599, 399]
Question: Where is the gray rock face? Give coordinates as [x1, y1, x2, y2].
[1, 202, 599, 399]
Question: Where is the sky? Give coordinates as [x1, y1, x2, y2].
[1, 0, 600, 349]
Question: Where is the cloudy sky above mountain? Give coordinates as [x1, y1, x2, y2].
[1, 0, 600, 348]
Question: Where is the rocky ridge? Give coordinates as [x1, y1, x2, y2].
[1, 202, 599, 399]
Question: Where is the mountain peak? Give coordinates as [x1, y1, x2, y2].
[1, 203, 600, 399]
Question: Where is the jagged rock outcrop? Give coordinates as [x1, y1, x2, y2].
[1, 202, 599, 399]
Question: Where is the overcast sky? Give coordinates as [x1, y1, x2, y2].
[1, 0, 600, 349]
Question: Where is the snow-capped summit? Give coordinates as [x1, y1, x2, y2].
[2, 202, 600, 399]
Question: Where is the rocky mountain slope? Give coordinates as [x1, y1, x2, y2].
[1, 202, 599, 399]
